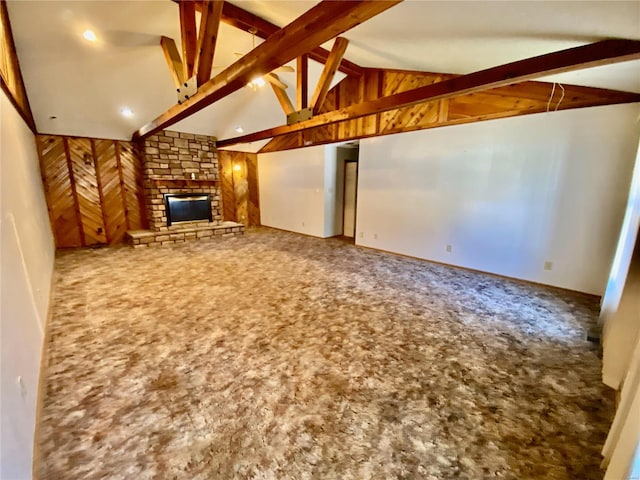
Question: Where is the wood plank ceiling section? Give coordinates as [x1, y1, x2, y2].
[217, 39, 640, 149]
[259, 70, 640, 152]
[37, 135, 147, 248]
[0, 0, 35, 131]
[133, 0, 401, 139]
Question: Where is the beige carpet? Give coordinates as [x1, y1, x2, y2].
[37, 227, 613, 480]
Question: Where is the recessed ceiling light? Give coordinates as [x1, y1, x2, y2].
[235, 126, 244, 133]
[82, 30, 97, 42]
[120, 107, 134, 118]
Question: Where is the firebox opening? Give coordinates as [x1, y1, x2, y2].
[165, 193, 212, 227]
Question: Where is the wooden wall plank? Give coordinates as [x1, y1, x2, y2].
[91, 139, 111, 243]
[218, 150, 260, 226]
[62, 138, 86, 245]
[232, 153, 249, 225]
[67, 138, 107, 245]
[118, 141, 147, 231]
[218, 152, 236, 222]
[94, 139, 127, 243]
[37, 134, 147, 247]
[36, 135, 83, 247]
[246, 153, 260, 226]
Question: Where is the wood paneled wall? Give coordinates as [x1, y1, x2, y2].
[260, 68, 640, 152]
[36, 135, 147, 247]
[218, 150, 260, 226]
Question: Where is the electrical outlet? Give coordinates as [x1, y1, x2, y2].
[446, 244, 453, 253]
[373, 233, 378, 240]
[359, 232, 364, 238]
[301, 221, 305, 227]
[544, 261, 553, 271]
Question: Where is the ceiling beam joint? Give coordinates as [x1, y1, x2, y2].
[174, 0, 366, 77]
[134, 0, 401, 139]
[266, 73, 295, 115]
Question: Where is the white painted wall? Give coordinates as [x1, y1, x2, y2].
[357, 104, 640, 295]
[323, 146, 339, 238]
[258, 146, 329, 237]
[1, 89, 55, 479]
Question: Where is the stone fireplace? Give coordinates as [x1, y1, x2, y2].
[126, 130, 244, 248]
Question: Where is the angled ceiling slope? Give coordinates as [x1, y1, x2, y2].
[6, 1, 640, 151]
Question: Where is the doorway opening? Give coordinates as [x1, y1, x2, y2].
[336, 142, 359, 242]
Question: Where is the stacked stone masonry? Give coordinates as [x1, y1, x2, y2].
[126, 130, 244, 247]
[126, 223, 244, 248]
[143, 130, 222, 232]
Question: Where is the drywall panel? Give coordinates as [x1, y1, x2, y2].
[357, 104, 640, 294]
[323, 146, 339, 238]
[258, 146, 327, 237]
[1, 89, 55, 479]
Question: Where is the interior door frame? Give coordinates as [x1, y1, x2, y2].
[342, 159, 359, 239]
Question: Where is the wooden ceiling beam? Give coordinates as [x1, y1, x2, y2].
[310, 37, 349, 113]
[297, 54, 308, 110]
[179, 0, 365, 77]
[160, 36, 185, 88]
[264, 72, 288, 91]
[179, 1, 197, 79]
[134, 0, 401, 139]
[194, 0, 224, 87]
[216, 39, 640, 147]
[0, 0, 36, 132]
[267, 74, 295, 115]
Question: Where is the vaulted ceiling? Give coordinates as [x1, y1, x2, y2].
[6, 1, 640, 152]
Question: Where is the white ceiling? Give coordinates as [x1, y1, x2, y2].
[7, 1, 640, 152]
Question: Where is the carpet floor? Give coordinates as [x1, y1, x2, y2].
[37, 227, 613, 480]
